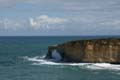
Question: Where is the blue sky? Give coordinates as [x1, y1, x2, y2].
[0, 0, 120, 36]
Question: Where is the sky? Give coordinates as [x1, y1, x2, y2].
[0, 0, 120, 36]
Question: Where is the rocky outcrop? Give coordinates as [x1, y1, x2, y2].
[45, 38, 120, 63]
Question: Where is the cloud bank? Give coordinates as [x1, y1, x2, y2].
[0, 0, 120, 35]
[0, 15, 68, 31]
[0, 18, 25, 31]
[0, 14, 120, 34]
[29, 15, 68, 30]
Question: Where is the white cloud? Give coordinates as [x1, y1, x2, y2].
[0, 15, 68, 31]
[100, 20, 120, 26]
[29, 15, 68, 30]
[0, 14, 120, 35]
[0, 0, 120, 35]
[0, 18, 26, 31]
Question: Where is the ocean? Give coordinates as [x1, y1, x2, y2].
[0, 36, 120, 80]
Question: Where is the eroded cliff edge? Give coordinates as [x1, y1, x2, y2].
[45, 38, 120, 63]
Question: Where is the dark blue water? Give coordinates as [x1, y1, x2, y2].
[0, 36, 120, 80]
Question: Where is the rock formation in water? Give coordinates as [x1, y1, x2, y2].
[45, 38, 120, 63]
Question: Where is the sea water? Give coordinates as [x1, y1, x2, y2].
[0, 36, 120, 80]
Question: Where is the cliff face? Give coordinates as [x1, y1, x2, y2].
[46, 38, 120, 63]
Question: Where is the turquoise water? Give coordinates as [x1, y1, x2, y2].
[0, 36, 120, 80]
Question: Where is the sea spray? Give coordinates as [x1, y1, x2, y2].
[23, 56, 120, 71]
[51, 50, 62, 62]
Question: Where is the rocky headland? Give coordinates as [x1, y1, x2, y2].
[45, 38, 120, 63]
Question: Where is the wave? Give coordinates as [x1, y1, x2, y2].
[22, 55, 120, 70]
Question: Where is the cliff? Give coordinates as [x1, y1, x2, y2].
[45, 38, 120, 63]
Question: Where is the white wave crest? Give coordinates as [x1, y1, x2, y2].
[85, 63, 120, 70]
[23, 56, 120, 70]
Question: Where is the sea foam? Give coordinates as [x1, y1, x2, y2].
[22, 55, 120, 71]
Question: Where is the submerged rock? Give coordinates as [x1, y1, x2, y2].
[45, 38, 120, 63]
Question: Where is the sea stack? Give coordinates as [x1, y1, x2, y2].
[45, 38, 120, 63]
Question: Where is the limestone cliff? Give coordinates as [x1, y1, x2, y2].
[45, 38, 120, 63]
